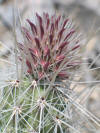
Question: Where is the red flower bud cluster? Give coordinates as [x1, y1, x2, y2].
[18, 13, 81, 81]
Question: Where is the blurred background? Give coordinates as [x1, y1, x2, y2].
[0, 0, 100, 132]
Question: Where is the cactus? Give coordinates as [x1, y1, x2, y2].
[0, 13, 99, 133]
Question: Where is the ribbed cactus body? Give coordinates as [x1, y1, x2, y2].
[0, 13, 84, 133]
